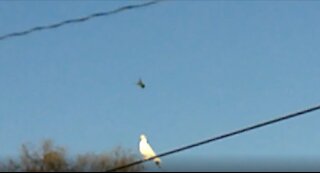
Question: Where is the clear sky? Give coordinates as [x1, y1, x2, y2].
[1, 0, 320, 171]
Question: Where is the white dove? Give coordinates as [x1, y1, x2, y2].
[139, 134, 161, 167]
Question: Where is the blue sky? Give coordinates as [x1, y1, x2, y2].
[1, 0, 320, 171]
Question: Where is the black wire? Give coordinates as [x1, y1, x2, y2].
[106, 104, 320, 172]
[0, 0, 162, 41]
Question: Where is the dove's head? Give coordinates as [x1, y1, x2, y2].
[140, 134, 147, 141]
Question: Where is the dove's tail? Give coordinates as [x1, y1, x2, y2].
[154, 157, 161, 165]
[154, 158, 166, 171]
[155, 161, 161, 167]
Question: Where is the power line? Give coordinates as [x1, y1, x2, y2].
[0, 0, 162, 41]
[106, 104, 320, 172]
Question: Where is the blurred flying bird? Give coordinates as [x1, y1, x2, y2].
[137, 79, 145, 89]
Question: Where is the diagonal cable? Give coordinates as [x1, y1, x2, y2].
[0, 0, 162, 41]
[107, 104, 320, 172]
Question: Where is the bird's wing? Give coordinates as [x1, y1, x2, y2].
[140, 141, 157, 159]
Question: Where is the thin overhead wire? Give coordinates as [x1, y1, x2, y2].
[0, 0, 162, 41]
[106, 104, 320, 172]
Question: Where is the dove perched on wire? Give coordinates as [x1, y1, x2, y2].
[137, 78, 145, 89]
[139, 134, 161, 167]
